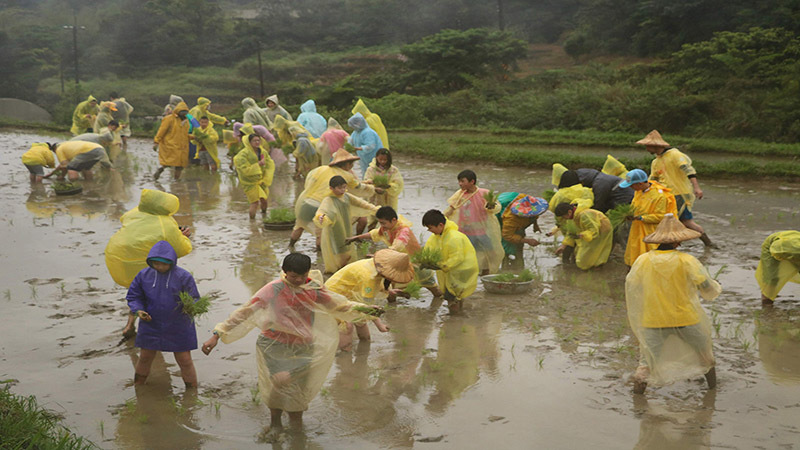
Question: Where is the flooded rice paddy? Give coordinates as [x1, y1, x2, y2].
[0, 128, 799, 449]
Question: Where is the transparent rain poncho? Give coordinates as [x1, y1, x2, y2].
[548, 184, 594, 214]
[561, 208, 613, 270]
[649, 148, 697, 214]
[317, 118, 349, 165]
[273, 116, 312, 149]
[93, 102, 121, 147]
[352, 99, 389, 149]
[213, 270, 371, 412]
[364, 160, 404, 211]
[347, 113, 383, 178]
[551, 163, 568, 187]
[423, 220, 479, 301]
[624, 182, 678, 266]
[297, 100, 327, 139]
[105, 189, 192, 287]
[192, 122, 220, 167]
[241, 97, 272, 129]
[189, 97, 227, 126]
[324, 258, 386, 306]
[314, 193, 378, 273]
[293, 165, 375, 233]
[756, 230, 800, 301]
[626, 250, 721, 386]
[291, 126, 321, 177]
[264, 94, 292, 123]
[154, 102, 190, 168]
[369, 216, 436, 288]
[70, 95, 98, 135]
[602, 154, 628, 179]
[234, 126, 275, 203]
[445, 188, 504, 274]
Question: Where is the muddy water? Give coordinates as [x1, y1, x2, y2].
[1, 128, 799, 449]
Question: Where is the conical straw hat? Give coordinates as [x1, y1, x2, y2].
[374, 249, 415, 283]
[643, 213, 701, 244]
[636, 130, 670, 147]
[329, 149, 360, 166]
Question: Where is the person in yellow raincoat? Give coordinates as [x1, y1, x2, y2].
[444, 169, 503, 275]
[153, 101, 191, 180]
[290, 125, 320, 179]
[201, 253, 382, 439]
[602, 154, 628, 179]
[70, 95, 98, 135]
[188, 97, 228, 126]
[109, 92, 134, 147]
[263, 94, 292, 123]
[363, 148, 404, 213]
[756, 230, 800, 304]
[554, 203, 613, 270]
[626, 213, 721, 394]
[22, 142, 57, 183]
[549, 164, 595, 213]
[314, 175, 379, 273]
[242, 97, 271, 129]
[620, 169, 678, 266]
[93, 101, 117, 133]
[289, 150, 375, 247]
[272, 115, 295, 147]
[49, 140, 114, 181]
[421, 209, 479, 313]
[191, 116, 220, 172]
[352, 98, 389, 149]
[234, 133, 275, 219]
[638, 130, 713, 247]
[105, 189, 193, 338]
[324, 249, 412, 350]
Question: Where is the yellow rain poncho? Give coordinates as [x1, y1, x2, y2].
[423, 219, 479, 301]
[70, 95, 98, 135]
[293, 165, 375, 232]
[445, 188, 503, 274]
[562, 208, 613, 270]
[272, 115, 294, 146]
[192, 122, 220, 168]
[352, 99, 389, 149]
[548, 184, 594, 214]
[105, 189, 192, 287]
[111, 97, 134, 137]
[626, 250, 721, 386]
[55, 141, 109, 167]
[234, 131, 275, 203]
[93, 102, 116, 133]
[21, 143, 56, 168]
[154, 101, 190, 167]
[602, 154, 628, 178]
[364, 160, 404, 210]
[212, 270, 372, 412]
[756, 230, 800, 301]
[314, 193, 379, 273]
[551, 163, 568, 187]
[263, 94, 292, 123]
[624, 182, 677, 266]
[189, 97, 227, 126]
[290, 126, 321, 177]
[324, 258, 386, 305]
[649, 148, 697, 215]
[241, 97, 271, 129]
[368, 216, 436, 288]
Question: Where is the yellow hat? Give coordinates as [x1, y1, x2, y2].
[329, 149, 360, 166]
[374, 249, 415, 284]
[636, 130, 670, 147]
[643, 213, 701, 244]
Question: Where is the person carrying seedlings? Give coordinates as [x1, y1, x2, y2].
[290, 125, 320, 179]
[235, 133, 275, 219]
[297, 99, 327, 138]
[106, 188, 193, 338]
[70, 95, 98, 135]
[325, 249, 412, 350]
[109, 92, 134, 148]
[347, 112, 384, 179]
[21, 142, 57, 183]
[756, 230, 800, 305]
[352, 98, 389, 149]
[444, 169, 503, 275]
[163, 94, 184, 117]
[626, 213, 721, 394]
[201, 253, 381, 439]
[348, 206, 442, 297]
[553, 166, 633, 213]
[317, 117, 349, 164]
[192, 116, 220, 172]
[421, 209, 479, 313]
[496, 193, 548, 267]
[189, 96, 228, 127]
[620, 168, 678, 266]
[127, 240, 201, 388]
[364, 148, 404, 214]
[314, 175, 379, 273]
[242, 97, 272, 129]
[153, 101, 191, 181]
[638, 130, 714, 247]
[47, 140, 115, 181]
[554, 203, 613, 270]
[263, 94, 293, 123]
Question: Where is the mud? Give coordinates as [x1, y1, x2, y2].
[0, 128, 799, 449]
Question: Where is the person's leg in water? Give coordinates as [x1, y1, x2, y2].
[249, 201, 259, 219]
[444, 290, 461, 313]
[173, 351, 198, 388]
[339, 322, 354, 351]
[677, 196, 713, 247]
[82, 169, 93, 181]
[682, 324, 717, 389]
[134, 348, 157, 385]
[289, 227, 304, 248]
[153, 166, 166, 180]
[173, 167, 183, 180]
[260, 198, 268, 217]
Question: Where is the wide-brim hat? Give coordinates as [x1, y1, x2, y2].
[510, 195, 548, 218]
[643, 213, 701, 244]
[329, 149, 360, 166]
[374, 249, 415, 283]
[636, 130, 670, 147]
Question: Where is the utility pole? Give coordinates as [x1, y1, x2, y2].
[497, 0, 505, 30]
[63, 10, 85, 101]
[257, 41, 265, 98]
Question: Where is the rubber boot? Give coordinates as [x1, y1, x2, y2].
[704, 367, 717, 389]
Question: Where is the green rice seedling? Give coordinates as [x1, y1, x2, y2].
[483, 189, 499, 209]
[264, 207, 296, 224]
[492, 273, 517, 282]
[319, 387, 329, 397]
[343, 143, 356, 153]
[517, 269, 536, 282]
[99, 420, 104, 436]
[30, 285, 37, 300]
[234, 266, 238, 277]
[403, 280, 423, 299]
[170, 398, 186, 415]
[537, 356, 545, 368]
[562, 220, 580, 237]
[606, 204, 635, 229]
[411, 247, 443, 269]
[59, 282, 65, 295]
[542, 189, 556, 203]
[212, 269, 217, 280]
[214, 402, 221, 414]
[125, 398, 136, 414]
[178, 291, 212, 320]
[713, 264, 728, 281]
[4, 289, 11, 301]
[137, 414, 148, 424]
[357, 240, 371, 258]
[372, 174, 390, 188]
[250, 386, 260, 404]
[281, 144, 293, 155]
[85, 280, 93, 291]
[351, 305, 384, 317]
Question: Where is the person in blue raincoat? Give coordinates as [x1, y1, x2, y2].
[297, 99, 327, 139]
[127, 240, 201, 388]
[347, 112, 383, 179]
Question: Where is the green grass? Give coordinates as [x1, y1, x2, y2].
[178, 291, 211, 320]
[0, 386, 95, 449]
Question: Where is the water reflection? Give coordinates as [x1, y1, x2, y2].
[757, 309, 800, 385]
[632, 391, 716, 450]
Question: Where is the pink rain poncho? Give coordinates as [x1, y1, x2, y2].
[317, 118, 349, 165]
[445, 188, 503, 274]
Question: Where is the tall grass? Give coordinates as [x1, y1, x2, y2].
[0, 387, 95, 449]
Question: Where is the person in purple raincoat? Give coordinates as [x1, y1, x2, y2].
[127, 241, 200, 388]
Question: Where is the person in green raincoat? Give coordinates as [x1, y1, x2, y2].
[242, 97, 271, 129]
[234, 133, 275, 219]
[554, 203, 613, 270]
[757, 230, 800, 305]
[71, 95, 98, 135]
[189, 97, 228, 126]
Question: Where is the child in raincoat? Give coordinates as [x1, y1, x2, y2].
[192, 116, 220, 172]
[50, 140, 114, 181]
[756, 230, 800, 304]
[314, 175, 379, 273]
[421, 209, 479, 313]
[554, 166, 633, 213]
[363, 148, 404, 213]
[626, 214, 721, 394]
[620, 169, 678, 266]
[444, 169, 503, 275]
[496, 193, 547, 266]
[105, 189, 193, 338]
[70, 95, 98, 135]
[153, 101, 191, 181]
[93, 101, 118, 134]
[554, 203, 613, 270]
[296, 99, 327, 138]
[263, 94, 292, 123]
[290, 125, 320, 179]
[324, 249, 412, 350]
[109, 92, 134, 146]
[317, 118, 349, 164]
[347, 112, 383, 179]
[128, 241, 201, 388]
[163, 94, 184, 117]
[242, 97, 271, 129]
[202, 253, 381, 437]
[189, 97, 228, 126]
[352, 98, 389, 149]
[21, 142, 57, 183]
[234, 134, 275, 219]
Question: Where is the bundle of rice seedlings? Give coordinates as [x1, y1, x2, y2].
[483, 189, 499, 209]
[411, 247, 443, 269]
[517, 269, 536, 282]
[492, 273, 517, 282]
[281, 144, 294, 155]
[178, 291, 211, 321]
[561, 220, 580, 238]
[343, 143, 356, 153]
[606, 204, 636, 229]
[357, 241, 371, 258]
[264, 207, 296, 223]
[403, 280, 423, 299]
[542, 189, 556, 203]
[372, 174, 390, 188]
[492, 269, 537, 283]
[351, 304, 384, 317]
[52, 181, 80, 191]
